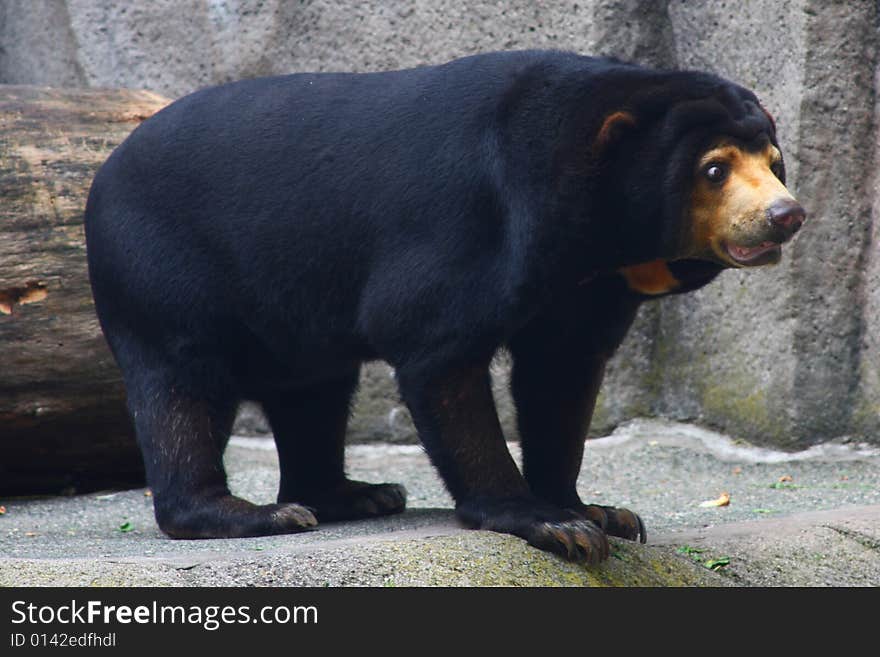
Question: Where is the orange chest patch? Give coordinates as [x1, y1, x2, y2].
[619, 260, 680, 295]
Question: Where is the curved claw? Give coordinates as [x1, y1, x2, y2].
[581, 505, 647, 544]
[636, 512, 647, 544]
[575, 520, 610, 564]
[580, 504, 608, 530]
[536, 520, 609, 564]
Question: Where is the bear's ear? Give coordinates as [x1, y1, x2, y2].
[592, 110, 636, 156]
[759, 104, 776, 133]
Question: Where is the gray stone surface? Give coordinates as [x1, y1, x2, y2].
[651, 1, 878, 447]
[2, 419, 879, 586]
[1, 0, 671, 97]
[858, 60, 880, 438]
[2, 0, 879, 448]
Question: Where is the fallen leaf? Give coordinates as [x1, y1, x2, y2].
[0, 506, 6, 515]
[732, 467, 742, 475]
[676, 545, 705, 562]
[118, 521, 134, 533]
[24, 531, 37, 537]
[704, 557, 731, 571]
[778, 474, 793, 483]
[144, 490, 153, 498]
[699, 492, 731, 508]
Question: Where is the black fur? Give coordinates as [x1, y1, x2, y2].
[85, 50, 777, 559]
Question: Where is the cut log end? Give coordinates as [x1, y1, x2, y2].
[0, 84, 169, 495]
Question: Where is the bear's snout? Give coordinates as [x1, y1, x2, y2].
[766, 198, 806, 242]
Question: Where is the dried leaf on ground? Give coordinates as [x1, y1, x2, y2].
[699, 492, 731, 508]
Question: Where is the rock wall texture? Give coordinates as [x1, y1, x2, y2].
[2, 0, 878, 448]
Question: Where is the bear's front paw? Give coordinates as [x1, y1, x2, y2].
[527, 519, 610, 563]
[456, 498, 610, 564]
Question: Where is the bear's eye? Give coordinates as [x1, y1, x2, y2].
[704, 163, 727, 184]
[770, 160, 784, 179]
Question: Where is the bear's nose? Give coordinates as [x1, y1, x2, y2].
[767, 199, 806, 241]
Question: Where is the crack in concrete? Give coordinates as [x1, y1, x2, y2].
[823, 525, 880, 553]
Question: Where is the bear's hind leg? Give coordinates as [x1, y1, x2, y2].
[127, 369, 317, 538]
[262, 369, 406, 522]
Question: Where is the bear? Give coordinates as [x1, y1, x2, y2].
[84, 50, 804, 563]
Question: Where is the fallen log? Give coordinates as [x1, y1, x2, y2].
[0, 85, 169, 495]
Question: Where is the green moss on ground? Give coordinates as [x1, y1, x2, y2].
[377, 533, 728, 587]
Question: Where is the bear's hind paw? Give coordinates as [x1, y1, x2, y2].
[286, 481, 407, 523]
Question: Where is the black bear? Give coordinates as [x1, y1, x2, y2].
[85, 50, 804, 563]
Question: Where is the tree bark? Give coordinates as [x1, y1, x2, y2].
[0, 85, 169, 495]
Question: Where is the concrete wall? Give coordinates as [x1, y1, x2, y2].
[2, 0, 877, 447]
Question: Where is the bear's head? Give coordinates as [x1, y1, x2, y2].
[582, 66, 804, 287]
[687, 134, 800, 267]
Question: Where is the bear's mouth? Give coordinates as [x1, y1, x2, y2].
[723, 240, 782, 266]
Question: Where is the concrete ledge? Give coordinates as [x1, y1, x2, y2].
[0, 512, 726, 587]
[4, 506, 879, 586]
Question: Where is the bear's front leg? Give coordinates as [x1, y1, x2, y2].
[510, 350, 646, 544]
[509, 279, 647, 544]
[395, 363, 609, 563]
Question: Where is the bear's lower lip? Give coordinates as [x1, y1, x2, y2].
[724, 240, 781, 266]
